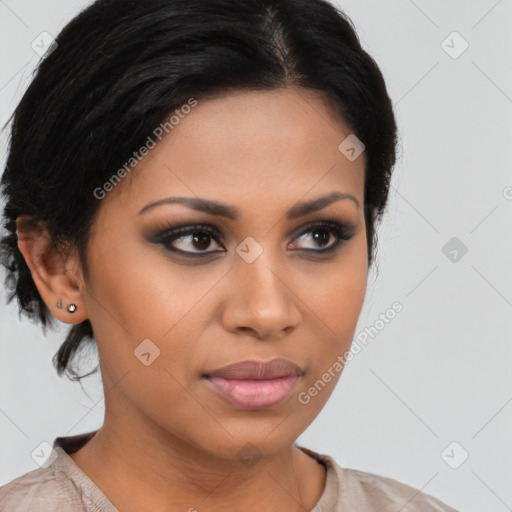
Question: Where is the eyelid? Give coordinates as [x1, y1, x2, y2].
[147, 214, 355, 238]
[145, 223, 224, 253]
[146, 215, 357, 256]
[290, 216, 354, 238]
[288, 217, 356, 251]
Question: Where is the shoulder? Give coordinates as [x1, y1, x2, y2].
[339, 466, 460, 511]
[298, 445, 460, 512]
[0, 451, 83, 512]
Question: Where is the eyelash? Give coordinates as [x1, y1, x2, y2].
[150, 217, 356, 258]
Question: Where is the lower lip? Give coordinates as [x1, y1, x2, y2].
[204, 375, 300, 410]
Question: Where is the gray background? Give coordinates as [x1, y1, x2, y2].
[1, 1, 511, 511]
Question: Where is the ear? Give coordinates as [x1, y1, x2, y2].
[16, 215, 89, 324]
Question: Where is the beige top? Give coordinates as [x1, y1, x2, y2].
[0, 431, 460, 511]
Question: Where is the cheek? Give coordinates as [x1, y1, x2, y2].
[295, 261, 366, 417]
[303, 238, 367, 340]
[337, 231, 368, 320]
[329, 268, 367, 339]
[295, 238, 367, 410]
[301, 273, 365, 379]
[86, 233, 214, 341]
[83, 236, 216, 391]
[83, 240, 208, 419]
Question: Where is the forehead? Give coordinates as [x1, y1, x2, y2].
[105, 87, 365, 217]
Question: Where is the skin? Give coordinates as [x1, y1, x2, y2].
[17, 86, 368, 512]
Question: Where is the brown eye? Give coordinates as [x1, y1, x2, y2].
[294, 227, 335, 250]
[289, 220, 355, 254]
[158, 225, 224, 255]
[148, 218, 355, 259]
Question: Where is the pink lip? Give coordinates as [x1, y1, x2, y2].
[205, 358, 303, 380]
[202, 358, 303, 410]
[204, 375, 300, 410]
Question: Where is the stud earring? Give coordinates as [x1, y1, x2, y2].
[56, 299, 77, 313]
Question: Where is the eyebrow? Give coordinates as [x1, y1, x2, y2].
[138, 191, 360, 220]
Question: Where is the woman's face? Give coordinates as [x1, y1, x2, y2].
[80, 86, 368, 460]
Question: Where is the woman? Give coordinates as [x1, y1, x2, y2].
[0, 0, 460, 510]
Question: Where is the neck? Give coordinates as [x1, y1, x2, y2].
[68, 417, 326, 512]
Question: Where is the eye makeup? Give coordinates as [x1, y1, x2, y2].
[144, 215, 358, 260]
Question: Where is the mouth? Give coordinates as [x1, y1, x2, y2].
[202, 358, 303, 410]
[203, 375, 301, 410]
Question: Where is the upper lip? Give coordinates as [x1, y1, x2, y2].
[204, 358, 303, 380]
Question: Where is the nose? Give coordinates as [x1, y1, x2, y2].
[220, 252, 302, 340]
